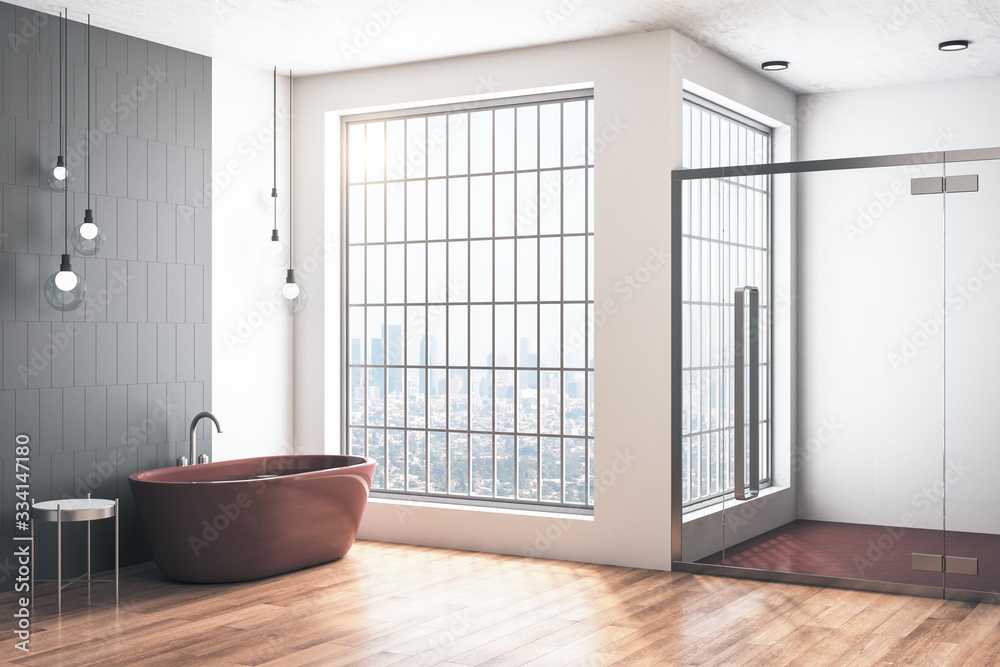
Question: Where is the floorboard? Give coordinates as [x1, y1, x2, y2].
[2, 540, 999, 665]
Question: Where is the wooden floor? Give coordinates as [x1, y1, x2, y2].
[3, 540, 1000, 666]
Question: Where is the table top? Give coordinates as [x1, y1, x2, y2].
[32, 498, 117, 522]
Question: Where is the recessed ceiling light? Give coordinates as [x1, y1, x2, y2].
[939, 40, 970, 51]
[761, 61, 789, 71]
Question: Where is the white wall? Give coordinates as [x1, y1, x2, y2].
[795, 76, 1000, 531]
[283, 29, 795, 570]
[211, 60, 294, 461]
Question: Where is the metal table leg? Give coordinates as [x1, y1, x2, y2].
[57, 504, 62, 614]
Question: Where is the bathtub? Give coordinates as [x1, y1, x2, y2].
[128, 455, 376, 583]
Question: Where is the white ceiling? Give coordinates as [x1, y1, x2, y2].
[12, 0, 1000, 93]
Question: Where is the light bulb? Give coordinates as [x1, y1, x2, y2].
[44, 255, 87, 311]
[262, 232, 289, 268]
[71, 210, 107, 256]
[79, 222, 98, 239]
[54, 270, 78, 291]
[281, 269, 307, 314]
[47, 156, 74, 191]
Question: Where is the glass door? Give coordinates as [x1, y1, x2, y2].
[944, 155, 1000, 599]
[718, 161, 947, 592]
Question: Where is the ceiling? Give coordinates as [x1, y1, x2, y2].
[10, 0, 1000, 93]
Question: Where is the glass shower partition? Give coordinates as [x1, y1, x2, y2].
[672, 148, 1000, 601]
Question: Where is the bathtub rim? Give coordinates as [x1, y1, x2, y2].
[128, 454, 376, 485]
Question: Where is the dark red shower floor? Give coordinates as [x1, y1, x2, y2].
[698, 519, 1000, 594]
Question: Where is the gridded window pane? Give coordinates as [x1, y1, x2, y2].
[680, 95, 772, 508]
[345, 93, 593, 509]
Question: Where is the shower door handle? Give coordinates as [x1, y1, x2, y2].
[734, 286, 760, 501]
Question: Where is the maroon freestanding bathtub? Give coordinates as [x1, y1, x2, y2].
[128, 455, 376, 583]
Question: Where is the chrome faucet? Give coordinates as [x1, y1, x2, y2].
[180, 411, 222, 466]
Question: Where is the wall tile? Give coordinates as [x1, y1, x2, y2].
[157, 322, 175, 383]
[85, 385, 107, 450]
[185, 264, 203, 324]
[15, 388, 39, 442]
[95, 194, 117, 259]
[176, 322, 194, 382]
[126, 260, 147, 322]
[146, 261, 166, 323]
[166, 47, 185, 89]
[106, 30, 127, 74]
[0, 254, 14, 319]
[127, 136, 148, 200]
[0, 390, 13, 447]
[176, 205, 194, 265]
[146, 382, 166, 445]
[104, 259, 128, 322]
[26, 320, 51, 388]
[26, 50, 51, 125]
[136, 200, 157, 261]
[184, 147, 202, 208]
[14, 116, 39, 187]
[156, 201, 176, 263]
[126, 383, 146, 446]
[165, 381, 185, 443]
[3, 321, 27, 390]
[166, 263, 185, 322]
[83, 257, 106, 323]
[136, 322, 157, 384]
[115, 198, 137, 261]
[2, 31, 28, 117]
[116, 321, 137, 385]
[166, 143, 185, 205]
[106, 384, 127, 449]
[3, 184, 28, 253]
[73, 321, 95, 386]
[37, 254, 60, 324]
[95, 68, 118, 135]
[195, 323, 210, 381]
[95, 321, 117, 385]
[62, 386, 85, 451]
[27, 184, 51, 255]
[156, 81, 175, 145]
[194, 90, 210, 150]
[105, 132, 127, 197]
[147, 140, 166, 202]
[0, 115, 15, 186]
[117, 74, 139, 137]
[39, 386, 63, 455]
[194, 207, 211, 266]
[176, 85, 194, 148]
[15, 252, 40, 322]
[49, 321, 74, 387]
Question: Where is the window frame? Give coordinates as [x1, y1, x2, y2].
[341, 89, 596, 512]
[680, 92, 774, 512]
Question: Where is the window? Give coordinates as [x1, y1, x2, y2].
[680, 94, 772, 509]
[344, 92, 595, 509]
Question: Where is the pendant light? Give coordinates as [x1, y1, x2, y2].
[47, 9, 73, 191]
[71, 14, 106, 256]
[262, 66, 289, 267]
[282, 70, 307, 315]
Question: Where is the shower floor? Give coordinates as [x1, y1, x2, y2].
[697, 519, 1000, 594]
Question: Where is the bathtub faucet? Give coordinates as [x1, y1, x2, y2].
[179, 412, 222, 466]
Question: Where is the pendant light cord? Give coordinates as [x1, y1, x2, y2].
[272, 66, 278, 234]
[62, 8, 69, 256]
[288, 70, 293, 266]
[86, 14, 91, 210]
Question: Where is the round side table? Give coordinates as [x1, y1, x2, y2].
[31, 496, 118, 613]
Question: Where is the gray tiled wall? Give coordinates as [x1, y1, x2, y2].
[0, 1, 212, 591]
